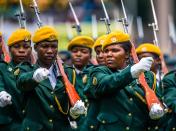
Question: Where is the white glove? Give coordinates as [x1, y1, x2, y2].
[70, 100, 87, 118]
[33, 68, 49, 83]
[131, 57, 154, 78]
[149, 103, 164, 120]
[0, 91, 12, 107]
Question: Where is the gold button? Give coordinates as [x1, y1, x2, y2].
[22, 109, 25, 114]
[85, 99, 88, 103]
[155, 126, 158, 130]
[90, 125, 94, 129]
[173, 128, 176, 131]
[51, 91, 54, 94]
[49, 119, 53, 123]
[26, 127, 30, 131]
[102, 120, 106, 124]
[128, 113, 132, 117]
[148, 127, 151, 130]
[50, 105, 53, 108]
[129, 98, 133, 101]
[126, 126, 130, 130]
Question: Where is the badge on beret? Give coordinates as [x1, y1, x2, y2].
[92, 77, 97, 85]
[111, 37, 117, 43]
[24, 35, 30, 41]
[82, 75, 87, 84]
[14, 68, 20, 76]
[48, 35, 56, 41]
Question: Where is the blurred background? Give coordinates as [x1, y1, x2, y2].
[0, 0, 176, 68]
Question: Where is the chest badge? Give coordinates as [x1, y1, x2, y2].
[14, 68, 20, 76]
[92, 77, 97, 85]
[82, 75, 87, 84]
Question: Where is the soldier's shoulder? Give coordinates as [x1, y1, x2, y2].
[163, 69, 176, 80]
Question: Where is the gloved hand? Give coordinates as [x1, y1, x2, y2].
[149, 103, 164, 120]
[131, 57, 154, 78]
[33, 68, 49, 83]
[70, 100, 87, 119]
[0, 91, 12, 107]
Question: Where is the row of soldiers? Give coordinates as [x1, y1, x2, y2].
[0, 25, 175, 131]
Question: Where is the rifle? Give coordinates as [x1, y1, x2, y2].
[68, 0, 81, 35]
[16, 0, 26, 29]
[16, 0, 36, 64]
[92, 14, 98, 40]
[100, 0, 111, 34]
[118, 0, 164, 114]
[148, 0, 168, 74]
[31, 0, 43, 28]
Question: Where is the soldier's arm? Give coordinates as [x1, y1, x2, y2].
[162, 73, 176, 113]
[16, 64, 38, 92]
[91, 66, 134, 97]
[0, 71, 5, 92]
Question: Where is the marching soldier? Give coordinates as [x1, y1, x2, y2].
[0, 32, 3, 60]
[136, 43, 163, 99]
[16, 26, 85, 131]
[68, 35, 94, 104]
[67, 35, 94, 129]
[162, 71, 176, 130]
[0, 29, 32, 131]
[84, 31, 164, 131]
[81, 34, 107, 131]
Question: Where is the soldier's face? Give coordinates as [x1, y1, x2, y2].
[35, 40, 58, 67]
[104, 44, 128, 70]
[95, 46, 105, 65]
[9, 41, 32, 64]
[71, 46, 91, 70]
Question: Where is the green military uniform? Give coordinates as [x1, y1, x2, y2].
[16, 62, 76, 131]
[85, 65, 162, 131]
[0, 60, 25, 131]
[80, 65, 100, 131]
[162, 70, 176, 131]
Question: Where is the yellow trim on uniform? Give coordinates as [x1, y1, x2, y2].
[54, 96, 69, 115]
[134, 91, 146, 104]
[72, 69, 76, 86]
[151, 72, 157, 92]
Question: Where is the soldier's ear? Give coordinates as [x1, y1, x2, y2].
[34, 44, 38, 52]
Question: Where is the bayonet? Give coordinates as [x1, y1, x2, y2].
[31, 0, 43, 28]
[68, 0, 81, 35]
[118, 0, 129, 33]
[100, 0, 111, 34]
[148, 0, 159, 46]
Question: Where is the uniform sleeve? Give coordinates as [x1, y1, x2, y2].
[162, 73, 176, 113]
[91, 66, 134, 97]
[0, 71, 5, 92]
[16, 65, 38, 92]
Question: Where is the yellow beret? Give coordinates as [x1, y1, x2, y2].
[94, 35, 107, 50]
[68, 36, 94, 50]
[8, 29, 31, 46]
[102, 31, 130, 50]
[32, 26, 59, 43]
[136, 43, 161, 56]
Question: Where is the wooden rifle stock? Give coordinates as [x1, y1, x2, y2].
[56, 57, 80, 106]
[0, 36, 10, 62]
[131, 41, 163, 109]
